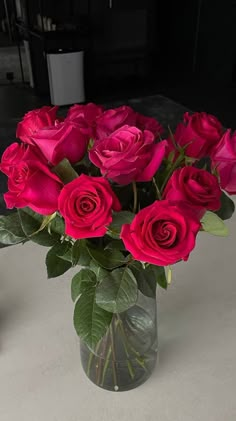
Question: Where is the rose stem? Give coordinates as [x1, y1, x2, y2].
[100, 319, 120, 387]
[160, 153, 184, 194]
[152, 177, 162, 200]
[87, 340, 101, 378]
[96, 330, 109, 385]
[132, 181, 138, 213]
[116, 314, 147, 371]
[109, 320, 118, 389]
[100, 345, 112, 386]
[116, 319, 135, 379]
[86, 352, 94, 378]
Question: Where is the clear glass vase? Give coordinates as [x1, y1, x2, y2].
[80, 290, 158, 391]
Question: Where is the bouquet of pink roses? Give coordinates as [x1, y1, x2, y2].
[0, 103, 235, 391]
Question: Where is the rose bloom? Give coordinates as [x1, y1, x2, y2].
[4, 159, 63, 215]
[58, 174, 121, 238]
[96, 105, 163, 139]
[169, 112, 223, 159]
[0, 142, 42, 175]
[66, 103, 104, 138]
[16, 106, 59, 144]
[121, 200, 201, 266]
[96, 105, 137, 138]
[135, 112, 164, 138]
[89, 125, 167, 185]
[163, 167, 221, 212]
[31, 121, 89, 166]
[211, 129, 236, 195]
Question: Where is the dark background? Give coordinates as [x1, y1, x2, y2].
[0, 0, 236, 127]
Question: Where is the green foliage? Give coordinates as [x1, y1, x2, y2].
[18, 208, 60, 246]
[71, 268, 97, 302]
[0, 212, 27, 245]
[77, 240, 91, 266]
[46, 242, 72, 278]
[89, 260, 109, 282]
[215, 191, 235, 221]
[57, 240, 82, 266]
[107, 211, 134, 239]
[201, 211, 229, 236]
[73, 283, 112, 350]
[52, 158, 78, 184]
[71, 240, 80, 266]
[55, 240, 85, 267]
[56, 242, 72, 262]
[152, 265, 168, 289]
[49, 214, 65, 236]
[87, 245, 128, 269]
[130, 261, 167, 297]
[96, 267, 138, 313]
[104, 239, 126, 251]
[32, 213, 57, 235]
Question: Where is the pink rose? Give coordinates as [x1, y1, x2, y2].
[66, 103, 104, 138]
[4, 159, 63, 215]
[58, 174, 121, 239]
[96, 106, 137, 138]
[135, 112, 164, 137]
[89, 125, 167, 185]
[16, 106, 59, 144]
[0, 142, 43, 176]
[31, 121, 89, 166]
[121, 200, 201, 266]
[163, 167, 221, 212]
[171, 112, 223, 158]
[211, 129, 236, 194]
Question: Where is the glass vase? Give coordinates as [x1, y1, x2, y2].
[80, 290, 158, 391]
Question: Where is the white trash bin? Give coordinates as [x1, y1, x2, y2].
[47, 50, 85, 106]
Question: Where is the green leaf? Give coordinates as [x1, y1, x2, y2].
[49, 214, 65, 236]
[215, 191, 235, 220]
[130, 261, 156, 296]
[18, 206, 43, 224]
[71, 240, 80, 266]
[201, 211, 229, 236]
[152, 265, 168, 289]
[74, 154, 91, 169]
[0, 212, 27, 245]
[89, 260, 109, 282]
[87, 245, 128, 269]
[56, 241, 72, 261]
[0, 242, 12, 249]
[58, 241, 81, 265]
[78, 240, 91, 266]
[46, 243, 72, 278]
[71, 268, 97, 302]
[107, 211, 134, 239]
[96, 267, 138, 313]
[130, 261, 167, 296]
[52, 158, 78, 184]
[32, 212, 57, 236]
[73, 285, 112, 350]
[104, 239, 126, 251]
[18, 208, 59, 246]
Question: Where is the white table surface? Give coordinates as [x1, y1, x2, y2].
[0, 208, 236, 421]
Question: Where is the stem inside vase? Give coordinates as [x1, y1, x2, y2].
[80, 294, 158, 392]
